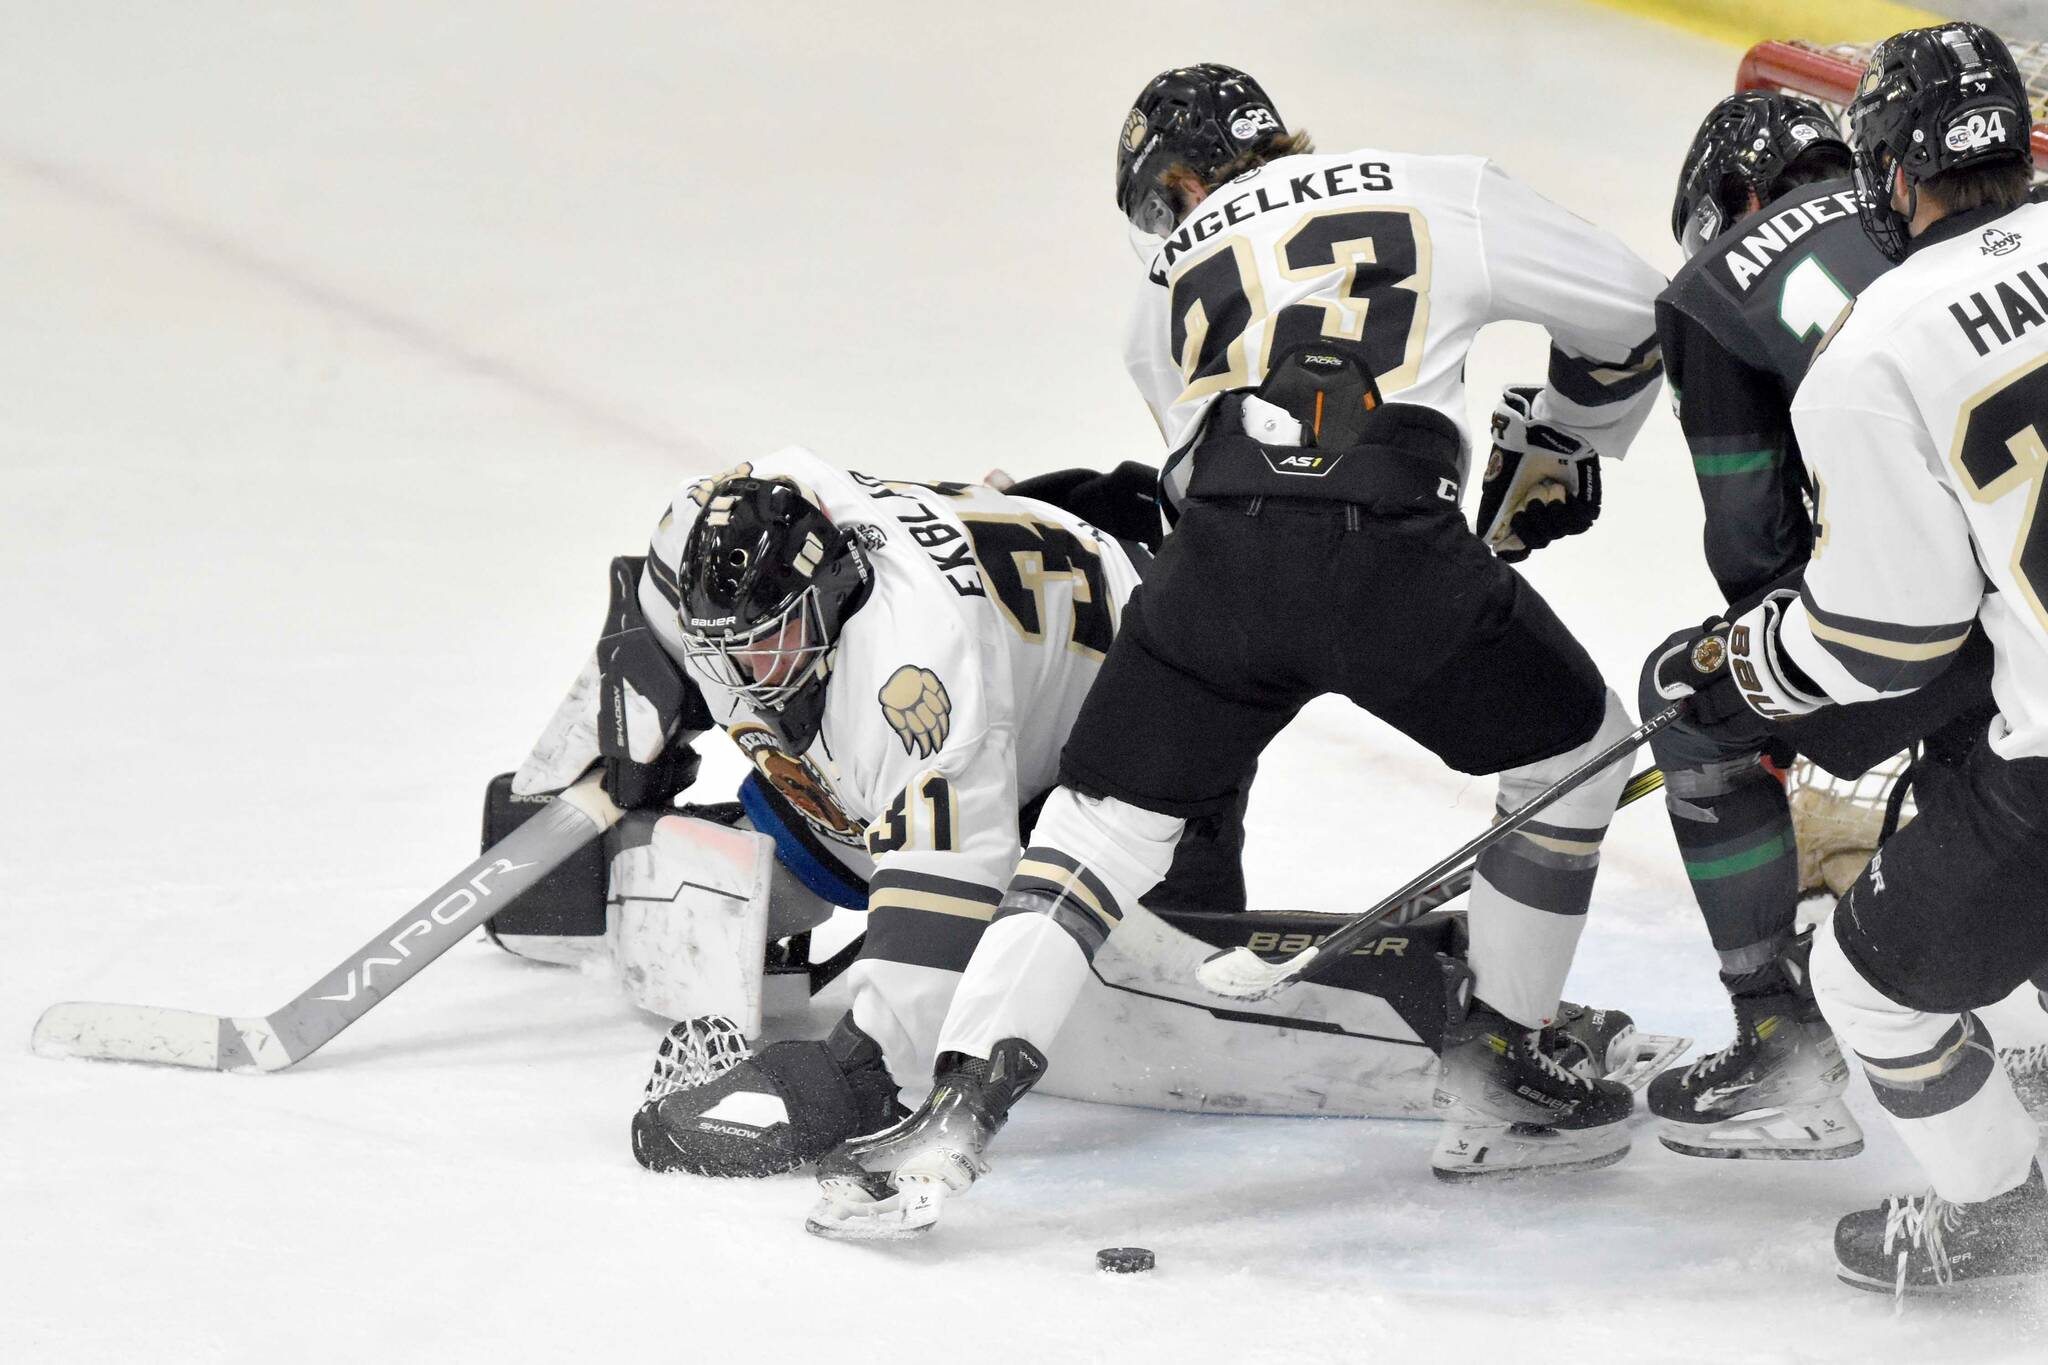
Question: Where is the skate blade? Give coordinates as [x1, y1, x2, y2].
[1657, 1099, 1864, 1161]
[1431, 1123, 1632, 1182]
[804, 1176, 948, 1242]
[1600, 1028, 1692, 1093]
[1837, 1265, 2041, 1298]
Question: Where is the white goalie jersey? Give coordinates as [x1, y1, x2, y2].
[1776, 199, 2048, 761]
[638, 447, 1144, 924]
[1123, 148, 1667, 499]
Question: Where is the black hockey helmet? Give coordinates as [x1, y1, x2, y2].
[1671, 92, 1850, 258]
[677, 475, 873, 750]
[1117, 63, 1286, 236]
[1845, 21, 2032, 261]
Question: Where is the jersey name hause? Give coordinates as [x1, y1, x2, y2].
[1159, 160, 1396, 270]
[1722, 189, 1861, 292]
[847, 473, 987, 600]
[1948, 256, 2048, 357]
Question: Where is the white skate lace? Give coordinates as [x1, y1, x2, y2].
[1881, 1189, 1959, 1301]
[2001, 1043, 2048, 1077]
[1525, 1031, 1593, 1091]
[1677, 1040, 1739, 1087]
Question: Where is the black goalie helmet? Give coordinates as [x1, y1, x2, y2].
[676, 475, 873, 750]
[1846, 21, 2031, 262]
[1671, 92, 1850, 259]
[1116, 63, 1286, 236]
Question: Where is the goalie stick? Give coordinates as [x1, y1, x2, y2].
[1197, 704, 1682, 1002]
[31, 773, 623, 1073]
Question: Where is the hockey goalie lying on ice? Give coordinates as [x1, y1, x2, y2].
[496, 445, 1688, 1179]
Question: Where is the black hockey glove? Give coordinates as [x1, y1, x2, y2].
[1650, 617, 1771, 746]
[1477, 386, 1602, 562]
[598, 555, 713, 809]
[1004, 461, 1164, 552]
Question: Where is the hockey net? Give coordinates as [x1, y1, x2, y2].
[1736, 37, 2048, 178]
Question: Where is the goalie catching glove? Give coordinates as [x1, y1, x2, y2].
[631, 1013, 906, 1178]
[1477, 385, 1602, 561]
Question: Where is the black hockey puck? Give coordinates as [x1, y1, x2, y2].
[1096, 1246, 1155, 1274]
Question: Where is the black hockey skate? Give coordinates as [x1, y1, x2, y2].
[1543, 1000, 1692, 1093]
[805, 1038, 1046, 1240]
[1835, 1162, 2048, 1296]
[1649, 946, 1861, 1160]
[631, 1012, 905, 1178]
[1432, 973, 1634, 1181]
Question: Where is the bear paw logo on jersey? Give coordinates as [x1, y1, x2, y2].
[1228, 105, 1279, 143]
[1943, 110, 2009, 154]
[1981, 225, 2021, 257]
[1121, 109, 1149, 153]
[879, 665, 952, 759]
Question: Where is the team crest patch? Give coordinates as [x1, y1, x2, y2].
[1121, 109, 1148, 153]
[1691, 634, 1727, 675]
[879, 665, 952, 759]
[727, 723, 863, 845]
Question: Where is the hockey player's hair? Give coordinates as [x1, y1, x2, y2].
[1157, 130, 1316, 223]
[1770, 141, 1853, 200]
[1920, 158, 2033, 217]
[1206, 128, 1316, 188]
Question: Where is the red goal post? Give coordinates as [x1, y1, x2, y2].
[1736, 37, 2048, 175]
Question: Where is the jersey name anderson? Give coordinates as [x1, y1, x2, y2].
[1156, 159, 1397, 271]
[1719, 189, 1860, 291]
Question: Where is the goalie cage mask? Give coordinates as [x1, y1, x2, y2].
[1846, 21, 2032, 262]
[1117, 62, 1287, 237]
[1671, 91, 1850, 260]
[678, 475, 873, 753]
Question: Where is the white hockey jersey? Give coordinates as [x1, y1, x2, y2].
[639, 447, 1144, 923]
[1124, 149, 1666, 501]
[1779, 200, 2048, 761]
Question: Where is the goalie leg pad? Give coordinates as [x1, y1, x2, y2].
[607, 812, 780, 1032]
[632, 1015, 903, 1177]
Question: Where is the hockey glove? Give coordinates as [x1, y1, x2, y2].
[512, 556, 711, 808]
[597, 555, 712, 809]
[1650, 618, 1759, 734]
[1478, 385, 1602, 561]
[1004, 461, 1164, 552]
[1727, 589, 1830, 721]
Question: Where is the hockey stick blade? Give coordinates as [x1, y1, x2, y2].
[1197, 712, 1680, 1003]
[31, 775, 622, 1073]
[32, 1003, 285, 1071]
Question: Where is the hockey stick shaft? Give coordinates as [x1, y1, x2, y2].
[1383, 764, 1666, 926]
[1198, 706, 1680, 999]
[33, 774, 623, 1072]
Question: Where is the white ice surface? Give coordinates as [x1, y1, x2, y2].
[4, 3, 2045, 1361]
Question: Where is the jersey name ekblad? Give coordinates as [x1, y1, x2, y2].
[1721, 189, 1861, 292]
[1948, 256, 2048, 357]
